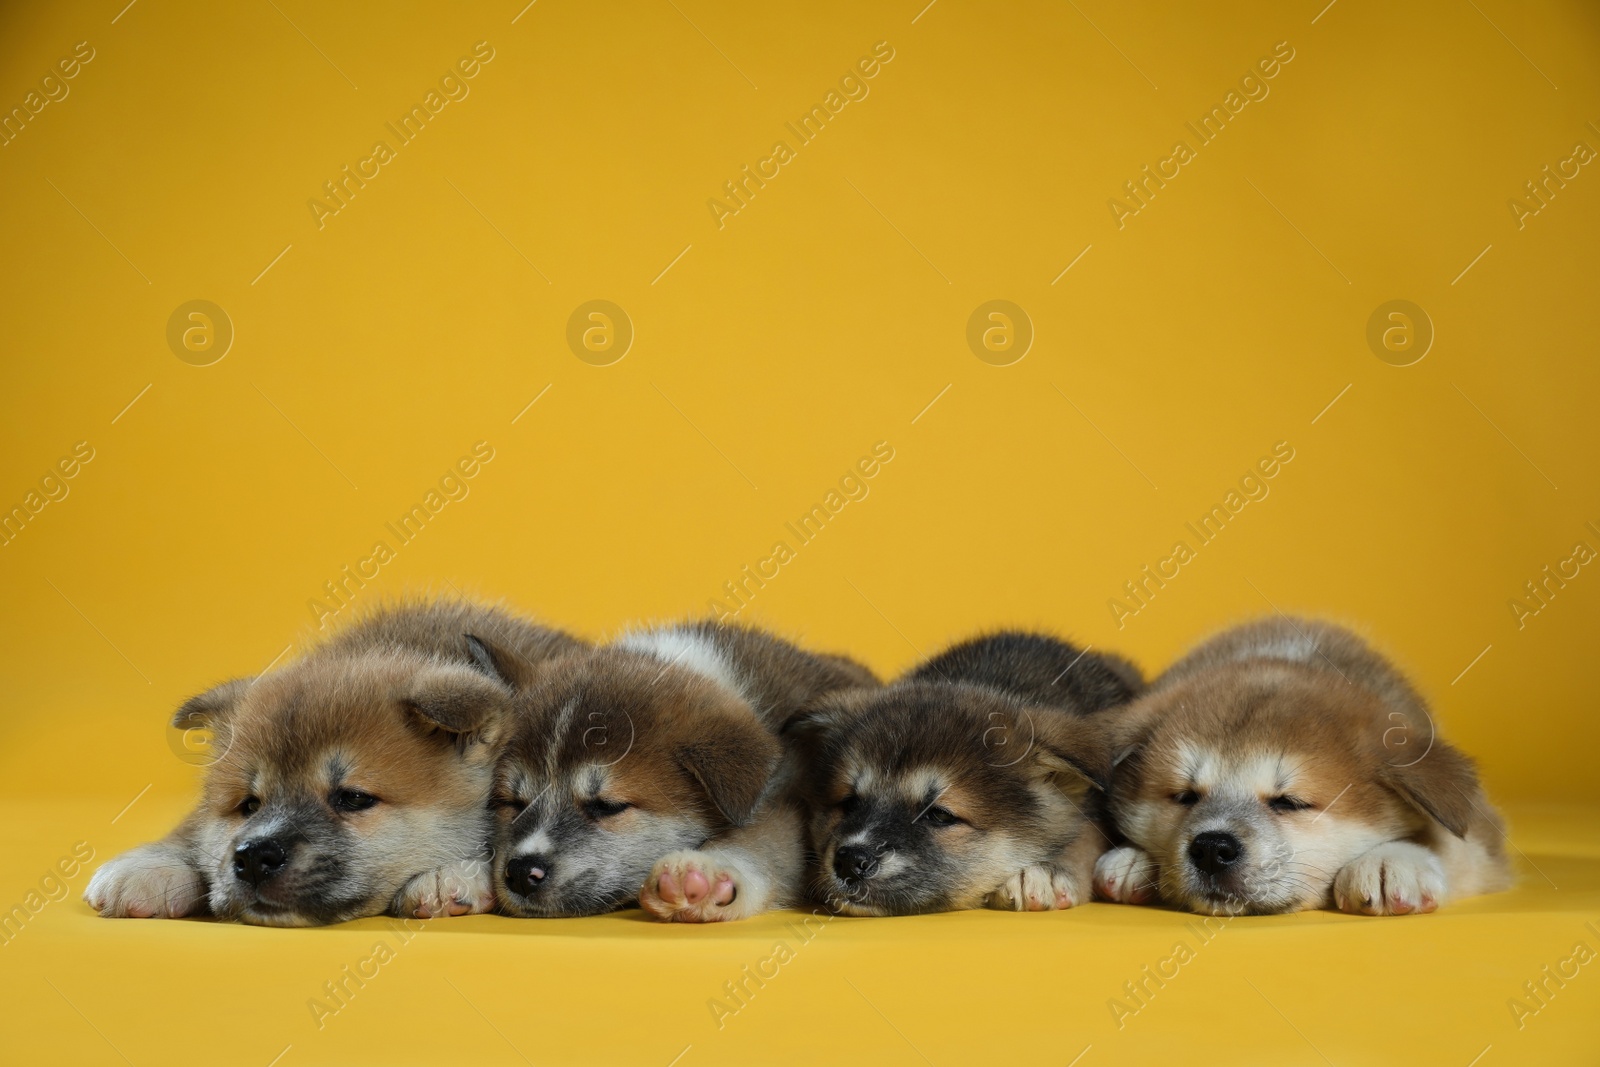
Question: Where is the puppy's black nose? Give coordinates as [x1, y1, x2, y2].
[834, 845, 878, 882]
[505, 854, 551, 896]
[1188, 831, 1242, 876]
[233, 839, 289, 887]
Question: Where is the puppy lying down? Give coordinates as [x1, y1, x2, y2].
[488, 620, 875, 922]
[788, 632, 1143, 915]
[1094, 617, 1511, 915]
[85, 601, 582, 926]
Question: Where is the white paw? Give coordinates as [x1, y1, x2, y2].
[640, 850, 760, 923]
[395, 857, 495, 919]
[1094, 846, 1158, 905]
[1333, 842, 1446, 916]
[987, 862, 1083, 911]
[84, 846, 206, 919]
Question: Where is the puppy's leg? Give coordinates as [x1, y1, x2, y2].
[85, 819, 208, 919]
[1333, 840, 1446, 915]
[640, 805, 804, 923]
[1093, 845, 1159, 905]
[988, 827, 1104, 912]
[393, 855, 496, 919]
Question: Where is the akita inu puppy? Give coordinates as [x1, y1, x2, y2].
[488, 620, 875, 922]
[787, 632, 1142, 916]
[1094, 617, 1511, 916]
[84, 600, 582, 926]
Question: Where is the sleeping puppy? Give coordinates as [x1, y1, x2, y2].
[488, 621, 876, 922]
[787, 632, 1143, 916]
[84, 600, 582, 926]
[1094, 617, 1512, 916]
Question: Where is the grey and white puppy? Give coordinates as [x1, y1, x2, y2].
[787, 631, 1143, 916]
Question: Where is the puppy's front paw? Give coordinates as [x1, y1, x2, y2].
[84, 846, 205, 919]
[640, 851, 757, 923]
[1094, 846, 1158, 905]
[1333, 842, 1445, 916]
[395, 858, 495, 919]
[987, 863, 1082, 911]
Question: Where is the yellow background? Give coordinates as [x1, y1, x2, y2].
[2, 1, 1597, 1063]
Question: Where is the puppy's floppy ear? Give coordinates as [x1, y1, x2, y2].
[1380, 740, 1481, 839]
[677, 710, 781, 827]
[780, 689, 871, 771]
[404, 663, 513, 746]
[464, 632, 521, 687]
[779, 691, 858, 743]
[171, 678, 252, 730]
[1030, 701, 1159, 793]
[1030, 708, 1120, 792]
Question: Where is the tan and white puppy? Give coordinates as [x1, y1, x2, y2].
[489, 620, 875, 922]
[1094, 617, 1511, 916]
[787, 632, 1143, 916]
[85, 600, 582, 926]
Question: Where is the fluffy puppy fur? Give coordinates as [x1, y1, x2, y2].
[788, 632, 1143, 916]
[489, 621, 876, 922]
[84, 600, 582, 926]
[1094, 617, 1511, 916]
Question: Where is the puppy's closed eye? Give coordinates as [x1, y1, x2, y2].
[332, 789, 380, 813]
[582, 797, 631, 819]
[1267, 794, 1313, 813]
[1172, 789, 1200, 806]
[918, 805, 962, 827]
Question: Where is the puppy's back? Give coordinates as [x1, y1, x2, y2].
[905, 631, 1142, 714]
[311, 598, 583, 683]
[1156, 616, 1426, 722]
[616, 620, 878, 733]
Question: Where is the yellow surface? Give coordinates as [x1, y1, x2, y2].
[2, 0, 1598, 1063]
[2, 799, 1598, 1065]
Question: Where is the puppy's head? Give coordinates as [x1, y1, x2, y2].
[786, 681, 1109, 916]
[491, 650, 779, 916]
[1108, 662, 1481, 915]
[182, 648, 511, 926]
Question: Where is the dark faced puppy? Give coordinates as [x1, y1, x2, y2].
[84, 600, 582, 926]
[789, 632, 1142, 916]
[1094, 617, 1511, 916]
[490, 620, 875, 922]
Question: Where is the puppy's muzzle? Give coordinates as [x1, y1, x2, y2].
[834, 845, 879, 882]
[233, 838, 292, 888]
[1188, 830, 1243, 877]
[505, 854, 552, 897]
